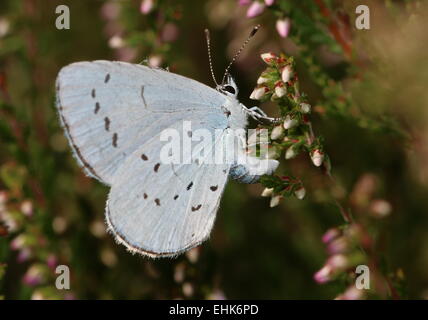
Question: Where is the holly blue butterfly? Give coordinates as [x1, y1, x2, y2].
[55, 26, 279, 257]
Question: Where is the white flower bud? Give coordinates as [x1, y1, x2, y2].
[257, 76, 269, 84]
[274, 83, 286, 98]
[283, 115, 298, 130]
[270, 125, 284, 140]
[285, 146, 297, 159]
[294, 187, 306, 200]
[108, 35, 124, 49]
[261, 187, 274, 197]
[250, 87, 267, 100]
[300, 103, 311, 114]
[270, 195, 282, 207]
[281, 65, 292, 83]
[260, 52, 277, 64]
[311, 149, 324, 167]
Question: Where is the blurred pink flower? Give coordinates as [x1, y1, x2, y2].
[313, 265, 332, 284]
[276, 18, 291, 38]
[246, 1, 265, 18]
[322, 228, 341, 244]
[238, 0, 251, 5]
[23, 264, 46, 287]
[265, 0, 275, 6]
[140, 0, 154, 14]
[161, 23, 179, 42]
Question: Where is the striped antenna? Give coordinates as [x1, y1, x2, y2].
[204, 28, 219, 87]
[221, 24, 261, 85]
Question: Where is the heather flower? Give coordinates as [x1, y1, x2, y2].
[270, 125, 284, 140]
[264, 0, 275, 5]
[300, 103, 311, 114]
[260, 52, 277, 64]
[270, 195, 282, 207]
[313, 265, 332, 284]
[274, 81, 286, 98]
[261, 187, 274, 197]
[322, 228, 341, 244]
[294, 187, 306, 200]
[283, 115, 298, 130]
[281, 65, 292, 83]
[285, 146, 297, 159]
[246, 1, 265, 18]
[276, 18, 291, 38]
[250, 86, 268, 100]
[311, 149, 324, 167]
[140, 0, 154, 14]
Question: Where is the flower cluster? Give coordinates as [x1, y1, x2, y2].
[313, 224, 368, 299]
[254, 53, 329, 207]
[238, 1, 291, 38]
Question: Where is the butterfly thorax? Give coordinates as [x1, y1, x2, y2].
[222, 96, 248, 130]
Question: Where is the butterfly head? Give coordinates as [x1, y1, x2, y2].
[217, 73, 238, 98]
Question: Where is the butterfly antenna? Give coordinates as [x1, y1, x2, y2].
[221, 24, 261, 85]
[205, 29, 219, 87]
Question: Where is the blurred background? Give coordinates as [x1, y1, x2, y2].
[0, 0, 427, 299]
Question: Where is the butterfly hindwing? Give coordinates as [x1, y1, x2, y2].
[106, 126, 231, 257]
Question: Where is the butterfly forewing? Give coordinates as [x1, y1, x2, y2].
[56, 61, 227, 185]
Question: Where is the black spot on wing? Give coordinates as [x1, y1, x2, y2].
[210, 185, 218, 191]
[154, 198, 160, 206]
[104, 117, 110, 131]
[154, 163, 160, 172]
[187, 182, 193, 190]
[141, 154, 148, 161]
[91, 89, 96, 98]
[191, 204, 202, 212]
[174, 195, 179, 200]
[112, 133, 118, 147]
[143, 193, 148, 199]
[104, 74, 110, 83]
[94, 102, 100, 114]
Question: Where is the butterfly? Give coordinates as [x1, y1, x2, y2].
[55, 27, 279, 257]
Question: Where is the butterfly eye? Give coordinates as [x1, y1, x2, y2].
[223, 85, 236, 95]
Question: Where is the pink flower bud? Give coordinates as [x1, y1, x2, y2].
[265, 0, 275, 5]
[250, 86, 268, 100]
[246, 1, 265, 18]
[276, 18, 291, 38]
[335, 286, 364, 300]
[294, 187, 306, 200]
[260, 52, 277, 64]
[281, 65, 292, 83]
[327, 237, 349, 255]
[311, 149, 324, 167]
[23, 264, 46, 287]
[322, 228, 341, 244]
[326, 254, 348, 271]
[20, 200, 33, 217]
[369, 199, 392, 218]
[313, 265, 332, 284]
[239, 0, 251, 4]
[140, 0, 154, 14]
